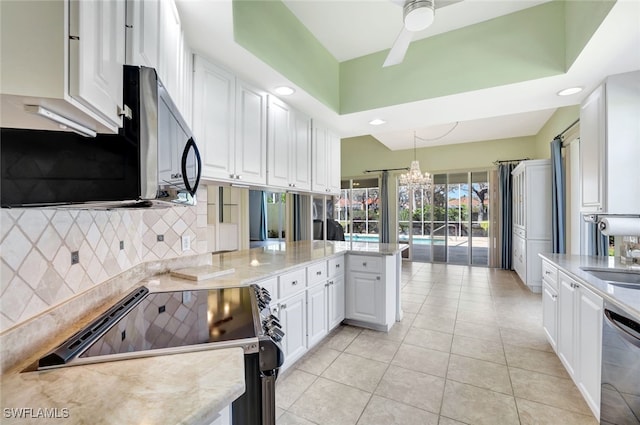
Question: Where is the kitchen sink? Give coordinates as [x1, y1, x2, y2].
[581, 268, 640, 287]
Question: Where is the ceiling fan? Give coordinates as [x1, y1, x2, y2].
[383, 0, 462, 67]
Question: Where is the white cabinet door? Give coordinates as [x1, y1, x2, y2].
[69, 0, 124, 128]
[328, 274, 345, 330]
[193, 57, 235, 181]
[557, 272, 577, 376]
[291, 110, 312, 191]
[328, 131, 341, 194]
[307, 283, 328, 348]
[279, 292, 307, 368]
[125, 0, 160, 69]
[580, 85, 606, 212]
[235, 81, 267, 185]
[312, 125, 328, 192]
[346, 272, 381, 324]
[576, 284, 603, 417]
[158, 0, 181, 103]
[542, 281, 558, 352]
[267, 96, 291, 189]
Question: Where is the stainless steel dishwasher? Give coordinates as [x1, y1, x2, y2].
[600, 301, 640, 425]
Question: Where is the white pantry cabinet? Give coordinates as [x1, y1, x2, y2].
[345, 254, 396, 332]
[556, 270, 603, 419]
[511, 160, 551, 293]
[1, 0, 124, 134]
[193, 56, 267, 186]
[267, 97, 312, 191]
[125, 0, 160, 70]
[580, 70, 640, 214]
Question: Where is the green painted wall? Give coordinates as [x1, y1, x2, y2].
[232, 0, 339, 111]
[341, 135, 539, 180]
[564, 0, 615, 68]
[339, 2, 565, 113]
[534, 105, 580, 159]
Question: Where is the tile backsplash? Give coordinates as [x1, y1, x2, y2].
[0, 188, 208, 333]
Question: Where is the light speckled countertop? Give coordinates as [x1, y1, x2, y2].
[1, 348, 245, 425]
[539, 254, 640, 320]
[144, 240, 407, 292]
[0, 241, 407, 424]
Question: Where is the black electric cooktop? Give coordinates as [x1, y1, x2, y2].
[37, 286, 260, 369]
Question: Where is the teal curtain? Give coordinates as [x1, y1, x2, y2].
[499, 163, 516, 269]
[550, 137, 566, 253]
[380, 171, 390, 243]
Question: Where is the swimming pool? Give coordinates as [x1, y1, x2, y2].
[346, 234, 445, 245]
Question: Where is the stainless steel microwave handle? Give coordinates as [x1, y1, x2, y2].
[604, 309, 640, 349]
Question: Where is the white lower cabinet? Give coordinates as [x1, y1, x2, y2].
[328, 274, 345, 330]
[541, 260, 558, 352]
[345, 254, 396, 331]
[307, 282, 328, 348]
[556, 270, 603, 420]
[277, 291, 307, 369]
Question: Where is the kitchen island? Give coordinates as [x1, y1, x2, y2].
[0, 240, 407, 425]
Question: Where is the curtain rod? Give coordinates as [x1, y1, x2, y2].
[492, 157, 530, 166]
[363, 167, 408, 173]
[556, 118, 580, 141]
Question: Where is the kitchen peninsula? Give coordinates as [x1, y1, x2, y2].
[0, 240, 407, 425]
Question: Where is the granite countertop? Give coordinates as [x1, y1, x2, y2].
[539, 253, 640, 320]
[143, 240, 408, 292]
[1, 348, 245, 425]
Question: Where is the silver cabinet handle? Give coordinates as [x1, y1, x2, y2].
[376, 276, 381, 280]
[236, 174, 241, 179]
[545, 270, 551, 275]
[230, 173, 235, 179]
[316, 271, 322, 276]
[325, 283, 329, 287]
[329, 280, 334, 285]
[552, 294, 557, 299]
[336, 264, 340, 268]
[292, 280, 298, 286]
[362, 262, 367, 267]
[280, 304, 287, 309]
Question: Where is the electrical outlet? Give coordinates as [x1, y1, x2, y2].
[181, 235, 191, 252]
[71, 251, 79, 265]
[157, 234, 164, 242]
[119, 240, 124, 250]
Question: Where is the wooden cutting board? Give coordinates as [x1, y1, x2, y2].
[170, 265, 235, 281]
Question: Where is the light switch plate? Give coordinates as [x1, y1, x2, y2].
[181, 235, 191, 252]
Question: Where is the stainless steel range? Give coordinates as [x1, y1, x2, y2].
[35, 285, 284, 425]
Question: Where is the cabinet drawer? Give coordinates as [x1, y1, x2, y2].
[255, 277, 278, 301]
[541, 260, 558, 288]
[279, 268, 306, 299]
[307, 261, 327, 286]
[328, 256, 344, 277]
[348, 255, 382, 274]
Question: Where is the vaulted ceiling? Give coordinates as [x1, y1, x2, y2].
[177, 0, 640, 150]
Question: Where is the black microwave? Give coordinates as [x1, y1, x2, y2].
[1, 66, 201, 208]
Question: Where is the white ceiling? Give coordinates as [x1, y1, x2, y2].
[177, 0, 640, 151]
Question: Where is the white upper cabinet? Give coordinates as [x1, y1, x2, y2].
[580, 70, 640, 214]
[267, 96, 312, 191]
[193, 56, 267, 186]
[125, 0, 160, 69]
[126, 0, 191, 125]
[158, 0, 181, 104]
[1, 0, 125, 134]
[312, 121, 341, 195]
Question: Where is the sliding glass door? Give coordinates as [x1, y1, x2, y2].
[399, 171, 490, 265]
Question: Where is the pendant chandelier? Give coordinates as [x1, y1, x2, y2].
[399, 132, 432, 190]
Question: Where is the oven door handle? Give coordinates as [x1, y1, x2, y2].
[604, 309, 640, 349]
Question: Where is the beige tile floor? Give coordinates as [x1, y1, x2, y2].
[275, 262, 599, 425]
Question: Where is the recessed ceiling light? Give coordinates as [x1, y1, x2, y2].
[557, 87, 583, 96]
[274, 86, 295, 96]
[369, 119, 386, 126]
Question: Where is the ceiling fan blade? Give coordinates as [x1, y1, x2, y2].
[434, 0, 463, 9]
[383, 27, 413, 67]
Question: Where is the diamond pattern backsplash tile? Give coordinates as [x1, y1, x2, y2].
[0, 188, 208, 333]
